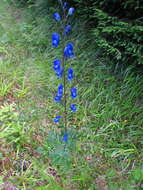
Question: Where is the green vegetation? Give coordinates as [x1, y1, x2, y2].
[73, 0, 143, 66]
[0, 0, 143, 189]
[12, 0, 143, 66]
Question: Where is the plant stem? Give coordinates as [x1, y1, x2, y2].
[60, 0, 68, 132]
[62, 56, 67, 132]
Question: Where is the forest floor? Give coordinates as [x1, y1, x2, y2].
[0, 1, 143, 190]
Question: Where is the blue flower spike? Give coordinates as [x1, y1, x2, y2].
[64, 24, 72, 35]
[70, 104, 77, 112]
[68, 8, 75, 16]
[52, 33, 60, 48]
[52, 2, 76, 136]
[62, 132, 69, 142]
[53, 12, 61, 21]
[71, 88, 77, 99]
[53, 115, 61, 123]
[64, 43, 75, 59]
[67, 68, 74, 81]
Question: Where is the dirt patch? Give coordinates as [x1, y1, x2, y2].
[96, 175, 109, 190]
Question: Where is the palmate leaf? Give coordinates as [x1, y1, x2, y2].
[47, 130, 77, 169]
[49, 147, 71, 169]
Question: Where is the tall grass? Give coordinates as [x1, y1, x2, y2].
[0, 0, 143, 189]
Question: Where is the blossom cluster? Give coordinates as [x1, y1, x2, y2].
[51, 1, 76, 142]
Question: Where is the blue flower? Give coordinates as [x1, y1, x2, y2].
[64, 43, 74, 59]
[53, 59, 61, 72]
[57, 84, 63, 96]
[62, 132, 69, 142]
[53, 12, 61, 21]
[56, 68, 63, 78]
[68, 7, 75, 15]
[70, 104, 77, 112]
[64, 24, 72, 35]
[71, 88, 77, 99]
[53, 59, 63, 78]
[52, 33, 60, 48]
[63, 2, 68, 9]
[54, 95, 62, 102]
[54, 84, 63, 102]
[67, 68, 74, 80]
[53, 115, 61, 123]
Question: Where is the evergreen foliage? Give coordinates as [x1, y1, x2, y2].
[73, 0, 143, 66]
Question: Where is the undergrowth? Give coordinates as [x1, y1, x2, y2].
[0, 0, 143, 189]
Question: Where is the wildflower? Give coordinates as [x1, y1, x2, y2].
[63, 2, 68, 9]
[67, 68, 74, 80]
[54, 84, 63, 103]
[53, 59, 63, 78]
[56, 68, 63, 78]
[52, 33, 60, 48]
[54, 95, 62, 102]
[57, 84, 63, 96]
[71, 88, 77, 99]
[53, 115, 61, 123]
[70, 104, 77, 112]
[62, 132, 69, 142]
[53, 12, 61, 21]
[53, 59, 61, 72]
[68, 8, 75, 16]
[64, 24, 71, 35]
[64, 43, 74, 58]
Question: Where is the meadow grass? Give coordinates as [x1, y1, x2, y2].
[0, 0, 143, 189]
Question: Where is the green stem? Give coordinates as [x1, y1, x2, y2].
[60, 0, 68, 132]
[63, 56, 67, 132]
